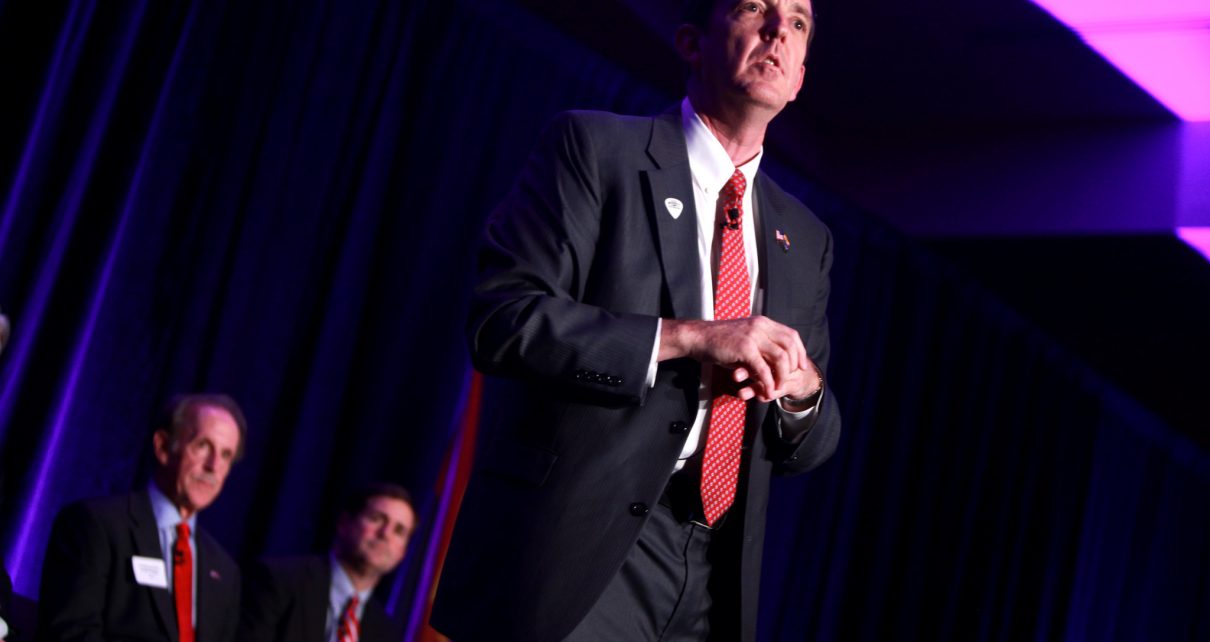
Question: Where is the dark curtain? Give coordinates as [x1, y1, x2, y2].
[758, 174, 1210, 640]
[0, 0, 673, 621]
[1, 0, 1206, 640]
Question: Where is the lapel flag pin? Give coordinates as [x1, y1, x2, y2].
[210, 569, 221, 581]
[664, 198, 684, 219]
[775, 229, 791, 253]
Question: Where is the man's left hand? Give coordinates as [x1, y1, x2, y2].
[727, 360, 821, 406]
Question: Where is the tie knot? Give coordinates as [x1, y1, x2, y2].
[175, 522, 190, 538]
[722, 168, 746, 203]
[721, 168, 746, 231]
[348, 595, 360, 610]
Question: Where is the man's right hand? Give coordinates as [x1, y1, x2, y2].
[658, 316, 816, 402]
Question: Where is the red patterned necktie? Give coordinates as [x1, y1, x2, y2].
[173, 522, 194, 642]
[337, 595, 360, 642]
[701, 168, 751, 527]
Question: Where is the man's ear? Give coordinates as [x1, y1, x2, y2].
[152, 429, 171, 466]
[674, 24, 703, 67]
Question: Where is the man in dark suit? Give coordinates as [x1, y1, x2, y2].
[37, 394, 246, 642]
[432, 0, 840, 640]
[238, 483, 414, 642]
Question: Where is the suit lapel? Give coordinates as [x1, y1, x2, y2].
[749, 175, 790, 433]
[304, 558, 332, 642]
[644, 109, 701, 320]
[129, 490, 178, 642]
[360, 600, 392, 642]
[195, 530, 227, 642]
[755, 173, 791, 324]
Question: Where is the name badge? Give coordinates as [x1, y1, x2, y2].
[131, 555, 169, 588]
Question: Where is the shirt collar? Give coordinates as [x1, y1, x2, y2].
[681, 97, 763, 196]
[148, 482, 196, 532]
[329, 555, 373, 607]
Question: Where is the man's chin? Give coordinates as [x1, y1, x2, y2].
[184, 490, 218, 513]
[734, 82, 790, 110]
[371, 561, 401, 576]
[363, 552, 402, 575]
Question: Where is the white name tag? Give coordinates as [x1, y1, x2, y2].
[131, 555, 169, 588]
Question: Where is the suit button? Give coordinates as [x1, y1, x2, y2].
[629, 502, 649, 516]
[669, 420, 688, 434]
[612, 376, 623, 386]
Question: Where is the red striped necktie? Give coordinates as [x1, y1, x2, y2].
[173, 522, 194, 642]
[336, 595, 360, 642]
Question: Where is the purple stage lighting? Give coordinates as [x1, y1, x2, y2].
[1178, 227, 1210, 262]
[1030, 0, 1210, 122]
[1032, 0, 1210, 263]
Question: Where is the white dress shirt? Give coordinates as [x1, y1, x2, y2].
[148, 483, 197, 626]
[326, 556, 372, 642]
[647, 98, 817, 471]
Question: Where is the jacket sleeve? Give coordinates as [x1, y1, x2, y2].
[467, 112, 659, 405]
[768, 221, 841, 476]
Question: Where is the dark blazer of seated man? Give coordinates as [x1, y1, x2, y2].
[238, 483, 415, 642]
[37, 394, 247, 642]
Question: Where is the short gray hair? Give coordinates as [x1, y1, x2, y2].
[155, 393, 248, 461]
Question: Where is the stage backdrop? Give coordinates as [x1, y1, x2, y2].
[1, 0, 1207, 640]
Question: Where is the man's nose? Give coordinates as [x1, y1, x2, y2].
[762, 14, 789, 41]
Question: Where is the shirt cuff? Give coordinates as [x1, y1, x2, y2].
[775, 386, 823, 443]
[645, 318, 661, 389]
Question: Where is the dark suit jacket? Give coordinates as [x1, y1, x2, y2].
[431, 108, 841, 642]
[236, 556, 400, 642]
[37, 490, 240, 642]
